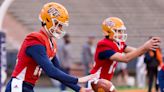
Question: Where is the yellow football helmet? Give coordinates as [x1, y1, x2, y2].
[39, 2, 69, 39]
[102, 17, 127, 42]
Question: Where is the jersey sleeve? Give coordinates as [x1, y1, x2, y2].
[97, 41, 116, 60]
[51, 56, 61, 69]
[99, 50, 116, 60]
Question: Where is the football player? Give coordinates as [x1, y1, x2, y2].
[5, 2, 97, 92]
[158, 65, 164, 92]
[157, 48, 164, 92]
[90, 17, 161, 91]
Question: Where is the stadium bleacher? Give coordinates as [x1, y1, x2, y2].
[3, 0, 164, 54]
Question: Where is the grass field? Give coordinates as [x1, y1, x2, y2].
[117, 87, 147, 92]
[34, 87, 148, 92]
[119, 89, 146, 92]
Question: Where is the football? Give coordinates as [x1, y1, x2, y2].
[91, 79, 115, 92]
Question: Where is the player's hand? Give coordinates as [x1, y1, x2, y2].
[143, 37, 161, 51]
[79, 87, 93, 92]
[78, 73, 99, 83]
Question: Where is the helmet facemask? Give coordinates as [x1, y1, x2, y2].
[112, 27, 127, 42]
[45, 18, 68, 39]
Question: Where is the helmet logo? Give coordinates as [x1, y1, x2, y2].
[106, 21, 115, 27]
[48, 7, 60, 17]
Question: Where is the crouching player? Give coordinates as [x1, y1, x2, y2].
[90, 17, 161, 92]
[5, 2, 97, 92]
